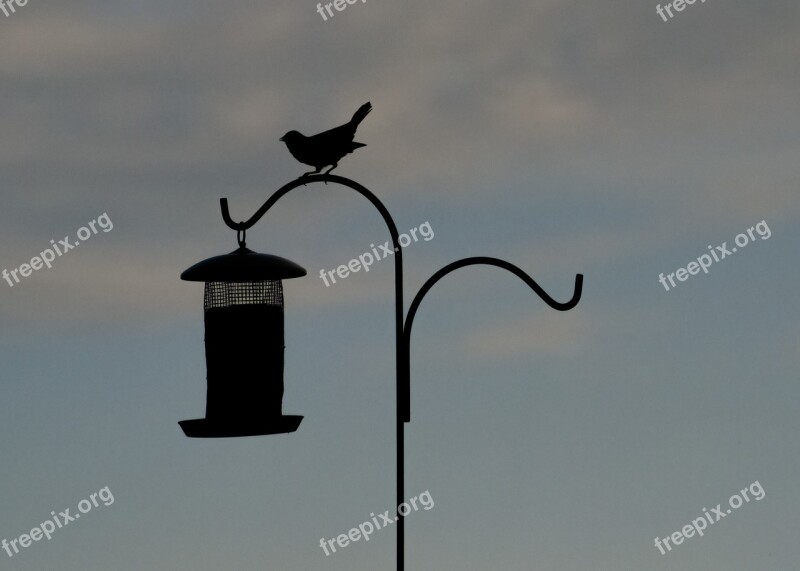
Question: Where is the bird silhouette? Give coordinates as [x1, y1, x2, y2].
[280, 102, 372, 178]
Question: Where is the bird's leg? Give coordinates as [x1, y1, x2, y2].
[322, 163, 338, 183]
[299, 167, 322, 185]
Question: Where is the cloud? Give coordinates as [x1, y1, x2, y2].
[0, 0, 798, 325]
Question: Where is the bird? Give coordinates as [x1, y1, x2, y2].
[280, 102, 372, 178]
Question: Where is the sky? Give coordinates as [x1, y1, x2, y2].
[0, 0, 798, 569]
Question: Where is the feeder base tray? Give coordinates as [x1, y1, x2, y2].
[178, 415, 303, 438]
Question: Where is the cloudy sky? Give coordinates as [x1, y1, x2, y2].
[0, 0, 798, 569]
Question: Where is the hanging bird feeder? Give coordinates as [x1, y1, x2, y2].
[179, 241, 306, 438]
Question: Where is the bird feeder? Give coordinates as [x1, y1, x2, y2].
[179, 245, 306, 438]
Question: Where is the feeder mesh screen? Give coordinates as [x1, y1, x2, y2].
[204, 280, 284, 310]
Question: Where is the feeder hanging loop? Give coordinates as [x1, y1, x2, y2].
[237, 229, 246, 248]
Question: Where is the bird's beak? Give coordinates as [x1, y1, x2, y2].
[279, 136, 285, 142]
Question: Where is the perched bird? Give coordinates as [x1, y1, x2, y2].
[280, 102, 372, 177]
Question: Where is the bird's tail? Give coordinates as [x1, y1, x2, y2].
[350, 102, 372, 127]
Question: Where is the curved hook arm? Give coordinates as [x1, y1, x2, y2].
[220, 174, 397, 233]
[401, 257, 583, 422]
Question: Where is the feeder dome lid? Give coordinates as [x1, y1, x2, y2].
[181, 246, 307, 282]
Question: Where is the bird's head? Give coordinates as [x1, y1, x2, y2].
[279, 131, 303, 144]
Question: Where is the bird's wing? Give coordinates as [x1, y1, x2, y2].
[307, 124, 353, 146]
[307, 102, 372, 146]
